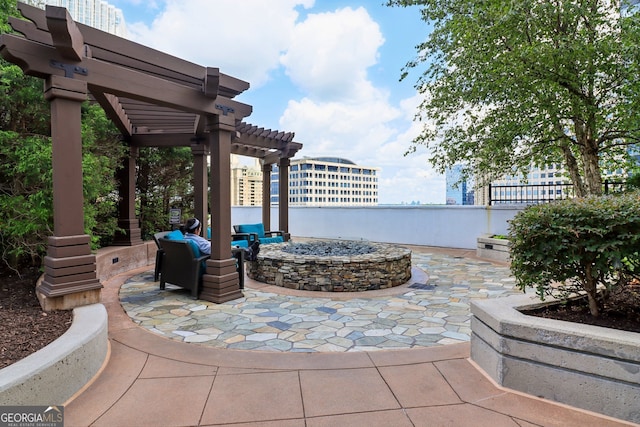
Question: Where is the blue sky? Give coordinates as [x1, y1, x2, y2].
[109, 0, 444, 204]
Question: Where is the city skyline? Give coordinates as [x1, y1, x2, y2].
[105, 0, 445, 205]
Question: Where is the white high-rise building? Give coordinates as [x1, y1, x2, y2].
[29, 0, 127, 37]
[273, 157, 379, 207]
[229, 156, 379, 207]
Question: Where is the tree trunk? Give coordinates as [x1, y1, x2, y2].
[572, 105, 602, 196]
[584, 262, 600, 317]
[560, 143, 587, 197]
[581, 141, 602, 196]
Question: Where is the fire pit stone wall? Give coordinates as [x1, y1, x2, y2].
[246, 241, 412, 292]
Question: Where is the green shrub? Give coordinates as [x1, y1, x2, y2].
[508, 192, 640, 317]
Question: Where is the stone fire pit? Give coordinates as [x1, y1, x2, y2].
[246, 240, 412, 292]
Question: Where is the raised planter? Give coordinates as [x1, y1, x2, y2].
[0, 242, 156, 405]
[476, 234, 510, 262]
[0, 304, 107, 405]
[470, 294, 640, 423]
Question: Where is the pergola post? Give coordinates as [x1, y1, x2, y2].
[200, 115, 243, 303]
[113, 145, 143, 246]
[38, 75, 102, 310]
[278, 157, 291, 241]
[261, 162, 272, 230]
[192, 143, 209, 236]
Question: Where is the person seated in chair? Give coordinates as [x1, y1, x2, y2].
[183, 218, 211, 255]
[184, 217, 260, 260]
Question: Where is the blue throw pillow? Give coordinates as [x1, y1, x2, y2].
[165, 229, 184, 240]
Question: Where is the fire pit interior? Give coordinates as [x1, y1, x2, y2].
[247, 240, 412, 292]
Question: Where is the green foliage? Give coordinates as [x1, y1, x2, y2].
[388, 0, 640, 197]
[0, 0, 18, 35]
[0, 131, 53, 266]
[491, 234, 509, 240]
[0, 62, 50, 134]
[627, 173, 640, 190]
[0, 103, 125, 267]
[0, 4, 196, 267]
[137, 147, 194, 240]
[508, 192, 640, 316]
[80, 103, 126, 248]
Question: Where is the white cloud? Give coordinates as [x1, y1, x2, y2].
[121, 1, 443, 204]
[279, 96, 400, 160]
[127, 0, 313, 86]
[379, 166, 446, 205]
[280, 7, 384, 101]
[278, 8, 400, 167]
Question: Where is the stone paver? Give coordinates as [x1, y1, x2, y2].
[120, 249, 521, 352]
[65, 246, 631, 427]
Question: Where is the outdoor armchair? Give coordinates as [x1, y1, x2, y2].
[158, 238, 209, 299]
[233, 223, 284, 244]
[152, 230, 173, 281]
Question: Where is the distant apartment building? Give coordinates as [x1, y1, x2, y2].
[270, 157, 379, 207]
[31, 0, 127, 37]
[230, 157, 263, 206]
[445, 165, 474, 205]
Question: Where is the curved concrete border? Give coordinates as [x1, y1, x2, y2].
[0, 243, 155, 405]
[470, 294, 640, 423]
[0, 303, 108, 405]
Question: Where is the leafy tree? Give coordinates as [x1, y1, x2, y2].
[0, 4, 125, 267]
[389, 0, 640, 196]
[0, 100, 125, 268]
[0, 2, 195, 267]
[137, 147, 194, 240]
[0, 0, 16, 34]
[81, 103, 126, 248]
[0, 131, 53, 266]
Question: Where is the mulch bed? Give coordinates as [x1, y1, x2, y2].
[0, 265, 73, 369]
[523, 282, 640, 333]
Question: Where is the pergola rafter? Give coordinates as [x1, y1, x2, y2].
[1, 2, 302, 307]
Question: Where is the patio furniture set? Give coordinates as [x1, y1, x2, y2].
[153, 223, 284, 298]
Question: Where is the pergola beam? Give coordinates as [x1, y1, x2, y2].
[16, 2, 250, 98]
[92, 92, 133, 137]
[0, 35, 252, 119]
[45, 5, 83, 61]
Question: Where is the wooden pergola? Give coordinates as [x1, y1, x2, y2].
[1, 3, 302, 307]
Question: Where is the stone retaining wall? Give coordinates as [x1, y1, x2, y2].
[247, 242, 412, 291]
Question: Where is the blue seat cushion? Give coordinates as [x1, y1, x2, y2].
[236, 223, 265, 238]
[260, 236, 284, 244]
[231, 240, 249, 248]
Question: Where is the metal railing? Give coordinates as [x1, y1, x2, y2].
[488, 180, 626, 205]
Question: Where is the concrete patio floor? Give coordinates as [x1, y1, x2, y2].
[63, 245, 634, 426]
